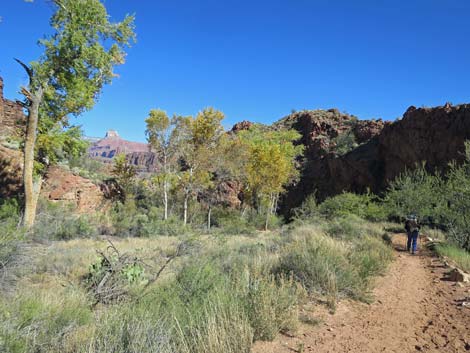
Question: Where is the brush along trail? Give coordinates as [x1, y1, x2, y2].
[252, 234, 470, 353]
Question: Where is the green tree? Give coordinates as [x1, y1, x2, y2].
[383, 163, 443, 223]
[174, 107, 225, 224]
[145, 109, 181, 220]
[112, 153, 136, 198]
[439, 143, 470, 250]
[240, 127, 304, 230]
[16, 0, 135, 227]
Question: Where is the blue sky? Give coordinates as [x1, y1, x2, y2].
[1, 0, 470, 142]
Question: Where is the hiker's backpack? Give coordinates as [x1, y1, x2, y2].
[409, 219, 419, 232]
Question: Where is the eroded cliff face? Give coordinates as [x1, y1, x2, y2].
[0, 77, 25, 139]
[0, 145, 23, 199]
[88, 130, 149, 159]
[41, 166, 108, 213]
[0, 77, 109, 212]
[87, 130, 159, 172]
[281, 103, 470, 214]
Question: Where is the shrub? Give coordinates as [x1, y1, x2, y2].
[276, 225, 392, 304]
[319, 192, 386, 221]
[382, 164, 443, 224]
[0, 219, 25, 291]
[212, 208, 257, 235]
[349, 236, 394, 284]
[109, 202, 192, 237]
[0, 198, 21, 222]
[89, 305, 173, 353]
[439, 160, 470, 250]
[0, 287, 92, 353]
[171, 259, 299, 344]
[325, 214, 367, 239]
[236, 271, 300, 340]
[331, 131, 358, 156]
[291, 194, 321, 224]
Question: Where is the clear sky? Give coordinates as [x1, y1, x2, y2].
[1, 0, 470, 142]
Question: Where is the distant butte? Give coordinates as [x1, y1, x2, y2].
[88, 130, 149, 160]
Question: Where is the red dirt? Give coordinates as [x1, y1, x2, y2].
[252, 234, 470, 353]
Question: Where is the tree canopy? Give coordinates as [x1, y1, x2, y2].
[18, 0, 136, 227]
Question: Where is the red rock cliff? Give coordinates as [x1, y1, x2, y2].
[0, 77, 25, 139]
[282, 104, 470, 214]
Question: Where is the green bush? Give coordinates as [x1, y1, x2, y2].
[349, 236, 394, 284]
[319, 192, 386, 221]
[212, 208, 257, 235]
[109, 202, 192, 237]
[382, 147, 470, 250]
[439, 160, 470, 250]
[237, 272, 300, 340]
[0, 198, 20, 222]
[331, 131, 358, 156]
[382, 164, 443, 224]
[276, 226, 392, 304]
[325, 214, 367, 239]
[291, 194, 321, 224]
[33, 209, 98, 240]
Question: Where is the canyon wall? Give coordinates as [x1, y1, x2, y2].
[0, 77, 25, 139]
[281, 103, 470, 214]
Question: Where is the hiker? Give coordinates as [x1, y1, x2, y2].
[405, 215, 420, 254]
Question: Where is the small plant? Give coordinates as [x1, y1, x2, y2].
[84, 241, 148, 305]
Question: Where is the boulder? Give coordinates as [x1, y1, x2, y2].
[447, 268, 470, 283]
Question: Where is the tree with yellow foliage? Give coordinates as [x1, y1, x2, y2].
[240, 127, 303, 230]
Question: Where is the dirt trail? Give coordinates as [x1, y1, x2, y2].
[253, 234, 470, 353]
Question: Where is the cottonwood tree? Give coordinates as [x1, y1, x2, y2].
[240, 127, 303, 230]
[16, 0, 135, 227]
[174, 107, 225, 225]
[145, 109, 181, 220]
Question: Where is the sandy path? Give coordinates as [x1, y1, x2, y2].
[252, 234, 470, 353]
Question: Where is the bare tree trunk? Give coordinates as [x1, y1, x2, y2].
[162, 154, 168, 221]
[183, 193, 189, 225]
[23, 88, 43, 228]
[273, 193, 279, 214]
[265, 193, 276, 231]
[207, 206, 212, 231]
[163, 179, 168, 221]
[265, 209, 269, 231]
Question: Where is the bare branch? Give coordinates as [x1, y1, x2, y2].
[14, 58, 33, 80]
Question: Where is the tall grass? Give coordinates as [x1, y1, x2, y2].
[435, 243, 470, 273]
[276, 225, 393, 305]
[0, 218, 393, 353]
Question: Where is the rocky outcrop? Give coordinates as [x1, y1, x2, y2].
[126, 151, 159, 173]
[353, 119, 388, 144]
[231, 120, 253, 133]
[0, 77, 25, 139]
[282, 104, 470, 214]
[42, 166, 108, 213]
[0, 145, 23, 199]
[216, 180, 243, 208]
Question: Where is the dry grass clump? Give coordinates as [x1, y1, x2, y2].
[276, 224, 393, 305]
